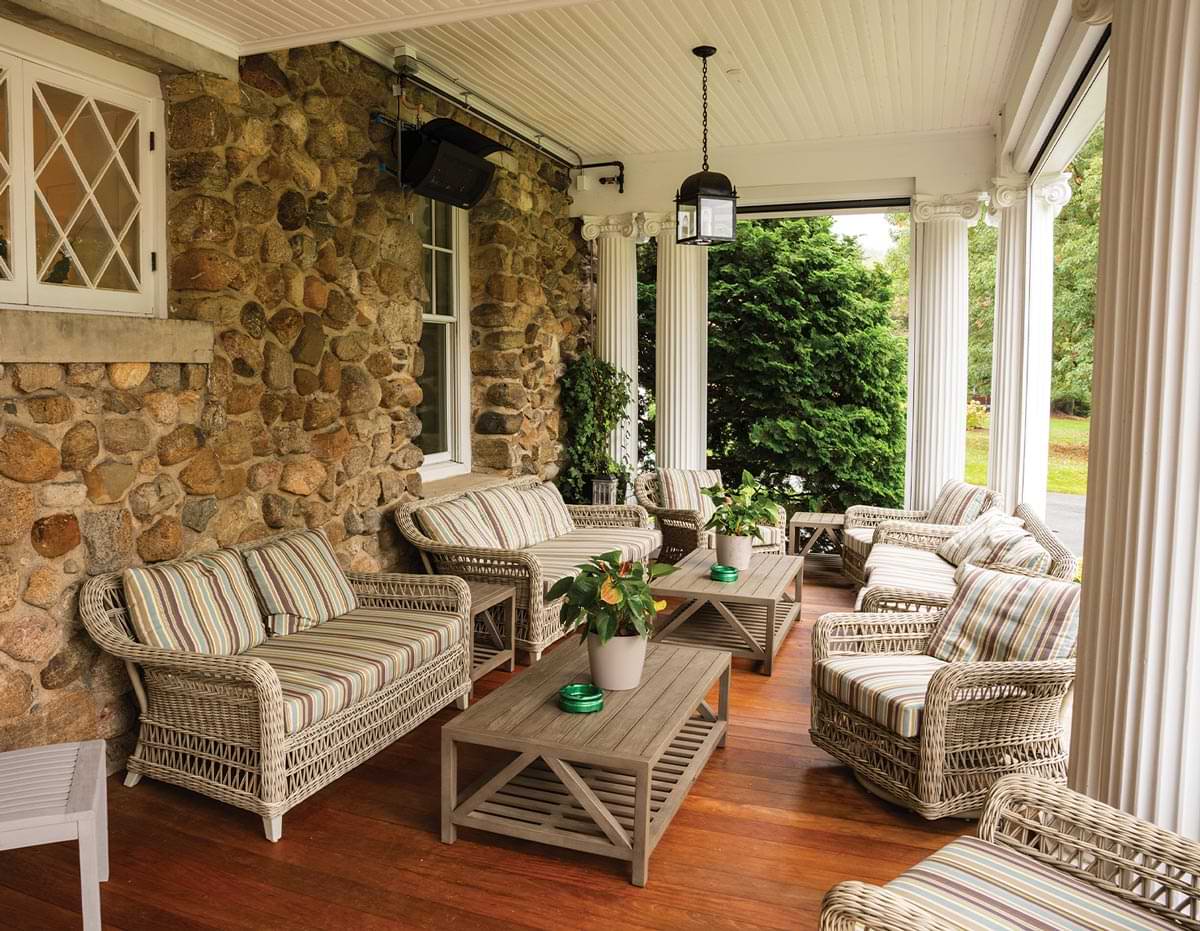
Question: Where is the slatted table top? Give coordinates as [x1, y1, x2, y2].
[650, 549, 804, 605]
[466, 581, 516, 614]
[0, 740, 105, 831]
[445, 641, 729, 766]
[788, 511, 846, 527]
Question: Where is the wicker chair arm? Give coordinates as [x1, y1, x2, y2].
[873, 520, 961, 551]
[345, 572, 470, 618]
[641, 505, 705, 529]
[813, 611, 942, 661]
[567, 503, 651, 528]
[844, 505, 929, 531]
[977, 774, 1200, 927]
[820, 881, 956, 931]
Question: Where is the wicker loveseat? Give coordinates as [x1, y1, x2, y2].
[857, 503, 1078, 612]
[822, 774, 1200, 930]
[843, 480, 1005, 585]
[633, 469, 786, 564]
[80, 533, 472, 842]
[395, 477, 661, 661]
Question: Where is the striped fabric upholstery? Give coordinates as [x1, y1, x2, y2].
[856, 544, 958, 609]
[886, 836, 1177, 931]
[815, 654, 948, 738]
[699, 523, 785, 549]
[656, 468, 722, 522]
[244, 607, 465, 734]
[926, 565, 1080, 663]
[123, 550, 266, 655]
[523, 527, 663, 594]
[474, 483, 574, 550]
[977, 531, 1054, 575]
[925, 481, 989, 525]
[843, 526, 874, 561]
[417, 495, 501, 549]
[936, 511, 1025, 566]
[242, 530, 358, 637]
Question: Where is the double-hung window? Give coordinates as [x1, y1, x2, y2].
[415, 196, 470, 479]
[0, 33, 163, 317]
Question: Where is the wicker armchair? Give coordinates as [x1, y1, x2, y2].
[842, 486, 1005, 585]
[633, 470, 786, 564]
[821, 774, 1200, 930]
[395, 476, 655, 661]
[858, 504, 1078, 612]
[80, 563, 471, 841]
[810, 611, 1074, 819]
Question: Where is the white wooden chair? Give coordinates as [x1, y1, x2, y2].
[0, 740, 108, 930]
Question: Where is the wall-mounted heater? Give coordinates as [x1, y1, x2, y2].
[394, 118, 509, 209]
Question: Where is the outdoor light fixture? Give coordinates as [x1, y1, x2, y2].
[675, 45, 737, 245]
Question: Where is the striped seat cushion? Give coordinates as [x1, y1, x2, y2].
[926, 564, 1080, 663]
[925, 481, 989, 525]
[524, 527, 663, 594]
[815, 654, 947, 738]
[843, 526, 874, 560]
[936, 511, 1025, 566]
[856, 544, 958, 609]
[245, 607, 466, 734]
[656, 468, 721, 521]
[242, 530, 358, 636]
[699, 522, 785, 549]
[474, 483, 574, 550]
[976, 531, 1054, 575]
[123, 550, 266, 655]
[886, 836, 1178, 930]
[417, 495, 502, 549]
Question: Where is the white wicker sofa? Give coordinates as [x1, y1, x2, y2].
[80, 530, 471, 842]
[395, 477, 661, 661]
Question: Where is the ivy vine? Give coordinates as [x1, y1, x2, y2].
[558, 352, 633, 504]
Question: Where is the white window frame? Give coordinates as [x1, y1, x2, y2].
[0, 22, 165, 318]
[418, 205, 472, 482]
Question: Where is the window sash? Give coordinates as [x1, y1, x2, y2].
[0, 51, 25, 304]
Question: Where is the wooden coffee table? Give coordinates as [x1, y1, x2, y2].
[466, 581, 516, 685]
[441, 641, 730, 886]
[650, 549, 804, 675]
[788, 511, 845, 556]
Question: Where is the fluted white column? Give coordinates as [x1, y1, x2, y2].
[582, 214, 639, 468]
[651, 215, 708, 469]
[905, 194, 982, 509]
[1068, 0, 1200, 839]
[986, 174, 1072, 517]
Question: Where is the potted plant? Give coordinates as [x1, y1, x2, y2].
[702, 470, 779, 570]
[548, 551, 676, 690]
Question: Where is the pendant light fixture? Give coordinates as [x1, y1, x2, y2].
[675, 45, 737, 245]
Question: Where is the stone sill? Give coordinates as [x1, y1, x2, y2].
[0, 309, 213, 364]
[420, 471, 511, 499]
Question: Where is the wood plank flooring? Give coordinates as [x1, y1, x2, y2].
[0, 560, 967, 929]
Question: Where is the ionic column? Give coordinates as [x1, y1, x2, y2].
[581, 214, 639, 468]
[986, 174, 1072, 517]
[1068, 0, 1200, 838]
[649, 214, 708, 469]
[906, 194, 983, 509]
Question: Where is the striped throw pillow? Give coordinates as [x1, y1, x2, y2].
[936, 512, 1024, 566]
[657, 469, 722, 522]
[474, 483, 573, 549]
[242, 530, 358, 636]
[977, 531, 1053, 575]
[926, 564, 1079, 663]
[417, 496, 502, 549]
[123, 550, 265, 655]
[925, 481, 988, 525]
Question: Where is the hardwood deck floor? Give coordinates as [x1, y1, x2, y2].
[0, 559, 967, 929]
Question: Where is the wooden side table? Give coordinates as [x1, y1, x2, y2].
[0, 740, 108, 930]
[788, 511, 845, 556]
[466, 581, 516, 686]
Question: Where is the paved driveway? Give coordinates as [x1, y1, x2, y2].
[1045, 492, 1086, 559]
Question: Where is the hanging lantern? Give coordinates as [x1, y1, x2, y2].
[675, 45, 737, 245]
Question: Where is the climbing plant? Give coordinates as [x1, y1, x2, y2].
[558, 352, 634, 504]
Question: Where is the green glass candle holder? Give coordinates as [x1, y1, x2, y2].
[710, 563, 740, 583]
[559, 682, 604, 714]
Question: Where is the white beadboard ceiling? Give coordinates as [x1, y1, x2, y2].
[105, 0, 1035, 162]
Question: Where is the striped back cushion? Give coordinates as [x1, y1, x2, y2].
[976, 531, 1054, 575]
[418, 495, 502, 549]
[936, 512, 1024, 566]
[926, 564, 1080, 663]
[474, 483, 573, 550]
[242, 530, 358, 636]
[926, 481, 989, 525]
[123, 550, 265, 654]
[657, 469, 722, 521]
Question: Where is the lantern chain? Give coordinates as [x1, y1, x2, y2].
[701, 55, 710, 172]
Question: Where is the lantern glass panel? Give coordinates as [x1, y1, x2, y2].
[699, 195, 735, 241]
[676, 202, 696, 241]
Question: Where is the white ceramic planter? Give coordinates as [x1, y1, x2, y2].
[715, 533, 752, 570]
[587, 632, 647, 690]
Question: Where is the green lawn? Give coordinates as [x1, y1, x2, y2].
[965, 414, 1090, 495]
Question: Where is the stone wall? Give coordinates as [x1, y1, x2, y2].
[0, 40, 590, 765]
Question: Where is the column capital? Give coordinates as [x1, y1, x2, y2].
[581, 213, 640, 241]
[912, 193, 984, 225]
[640, 211, 673, 239]
[1072, 0, 1113, 25]
[1033, 172, 1074, 216]
[985, 176, 1030, 227]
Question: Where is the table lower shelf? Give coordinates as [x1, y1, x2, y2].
[471, 641, 514, 682]
[654, 600, 801, 670]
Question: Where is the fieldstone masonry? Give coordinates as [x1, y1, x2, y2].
[0, 42, 591, 767]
